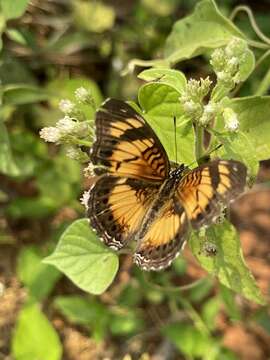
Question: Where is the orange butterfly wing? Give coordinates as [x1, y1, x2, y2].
[90, 98, 169, 181]
[134, 198, 188, 270]
[177, 159, 247, 229]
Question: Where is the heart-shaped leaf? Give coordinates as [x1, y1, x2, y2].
[44, 219, 119, 295]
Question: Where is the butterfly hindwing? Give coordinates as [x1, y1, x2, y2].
[134, 198, 188, 270]
[177, 159, 247, 229]
[91, 98, 169, 180]
[88, 175, 159, 249]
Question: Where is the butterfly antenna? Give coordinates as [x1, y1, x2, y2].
[173, 116, 178, 164]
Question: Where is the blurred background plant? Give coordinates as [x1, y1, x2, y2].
[0, 0, 270, 359]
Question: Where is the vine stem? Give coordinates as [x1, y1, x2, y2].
[142, 272, 210, 293]
[230, 5, 270, 46]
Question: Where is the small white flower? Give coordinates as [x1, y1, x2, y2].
[75, 87, 89, 102]
[183, 100, 196, 112]
[56, 116, 75, 134]
[59, 99, 75, 114]
[228, 57, 238, 67]
[204, 103, 215, 114]
[216, 71, 226, 81]
[39, 127, 61, 143]
[80, 191, 90, 210]
[84, 162, 96, 177]
[223, 108, 239, 132]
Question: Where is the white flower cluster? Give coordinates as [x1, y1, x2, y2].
[40, 115, 89, 143]
[211, 38, 249, 87]
[180, 77, 213, 125]
[39, 87, 94, 144]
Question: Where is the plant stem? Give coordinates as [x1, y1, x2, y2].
[177, 297, 210, 336]
[74, 138, 92, 147]
[195, 124, 204, 163]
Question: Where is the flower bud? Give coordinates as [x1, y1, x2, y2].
[223, 107, 239, 132]
[56, 116, 76, 134]
[59, 99, 75, 114]
[39, 127, 61, 143]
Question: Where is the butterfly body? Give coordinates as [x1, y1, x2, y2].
[133, 165, 186, 241]
[87, 98, 247, 271]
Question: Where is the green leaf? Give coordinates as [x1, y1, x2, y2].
[163, 323, 216, 358]
[12, 302, 62, 360]
[0, 0, 29, 20]
[17, 246, 61, 301]
[36, 153, 81, 205]
[219, 284, 241, 321]
[237, 48, 255, 82]
[255, 67, 270, 96]
[138, 68, 186, 93]
[110, 311, 144, 336]
[54, 295, 109, 341]
[6, 28, 27, 45]
[54, 295, 108, 325]
[6, 196, 59, 219]
[202, 297, 220, 330]
[44, 219, 119, 295]
[72, 0, 115, 33]
[138, 83, 195, 164]
[189, 221, 265, 304]
[2, 84, 51, 105]
[0, 54, 35, 85]
[216, 130, 259, 186]
[142, 0, 177, 16]
[228, 96, 270, 161]
[9, 131, 48, 179]
[164, 0, 244, 65]
[0, 119, 19, 175]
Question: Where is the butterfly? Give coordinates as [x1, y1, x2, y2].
[86, 98, 247, 271]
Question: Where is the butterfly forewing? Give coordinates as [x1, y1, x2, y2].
[91, 98, 169, 181]
[177, 160, 247, 229]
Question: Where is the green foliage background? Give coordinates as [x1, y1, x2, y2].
[0, 0, 270, 359]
